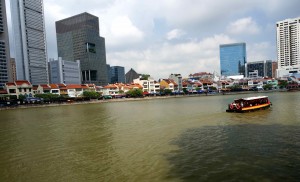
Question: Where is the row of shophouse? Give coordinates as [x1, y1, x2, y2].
[0, 72, 299, 99]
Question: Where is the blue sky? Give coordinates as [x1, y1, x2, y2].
[8, 0, 300, 79]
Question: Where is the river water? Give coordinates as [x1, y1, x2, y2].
[0, 92, 299, 181]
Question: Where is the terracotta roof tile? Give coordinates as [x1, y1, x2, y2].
[66, 84, 83, 89]
[5, 82, 16, 86]
[40, 84, 51, 89]
[15, 80, 31, 86]
[49, 84, 59, 89]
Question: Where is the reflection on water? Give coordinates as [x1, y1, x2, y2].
[166, 124, 300, 182]
[0, 92, 299, 181]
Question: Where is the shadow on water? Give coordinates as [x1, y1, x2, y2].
[165, 124, 300, 182]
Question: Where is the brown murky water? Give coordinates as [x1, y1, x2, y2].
[0, 92, 299, 181]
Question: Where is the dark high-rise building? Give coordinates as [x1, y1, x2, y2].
[125, 68, 140, 83]
[56, 12, 108, 85]
[0, 0, 11, 88]
[220, 43, 246, 76]
[11, 0, 49, 85]
[246, 60, 273, 78]
[110, 66, 125, 83]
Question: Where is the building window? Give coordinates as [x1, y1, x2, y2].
[86, 43, 96, 53]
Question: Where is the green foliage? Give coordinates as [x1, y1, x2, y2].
[164, 89, 172, 95]
[9, 95, 18, 100]
[182, 88, 188, 94]
[278, 80, 288, 89]
[195, 87, 201, 91]
[263, 84, 273, 90]
[140, 74, 150, 80]
[126, 89, 143, 97]
[35, 93, 59, 102]
[83, 91, 100, 99]
[228, 84, 242, 91]
[18, 94, 26, 100]
[209, 86, 217, 90]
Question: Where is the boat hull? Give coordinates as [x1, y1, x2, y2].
[226, 103, 271, 113]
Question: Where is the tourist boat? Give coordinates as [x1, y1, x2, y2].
[226, 96, 271, 113]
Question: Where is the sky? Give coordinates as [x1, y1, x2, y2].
[7, 0, 300, 79]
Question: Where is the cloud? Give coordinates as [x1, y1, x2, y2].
[247, 42, 275, 62]
[166, 29, 185, 40]
[107, 34, 235, 79]
[227, 17, 260, 35]
[104, 16, 144, 47]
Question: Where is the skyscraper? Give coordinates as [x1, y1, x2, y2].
[110, 66, 125, 83]
[220, 43, 246, 77]
[10, 0, 49, 84]
[276, 17, 300, 77]
[0, 0, 11, 88]
[56, 12, 108, 86]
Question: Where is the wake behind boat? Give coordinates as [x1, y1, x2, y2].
[226, 96, 271, 113]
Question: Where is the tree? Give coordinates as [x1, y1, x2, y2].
[140, 74, 150, 80]
[228, 84, 242, 92]
[278, 80, 288, 89]
[83, 91, 100, 99]
[126, 89, 143, 98]
[164, 89, 172, 95]
[35, 93, 59, 103]
[182, 88, 188, 94]
[263, 84, 273, 90]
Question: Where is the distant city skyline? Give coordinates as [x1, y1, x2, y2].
[6, 0, 300, 79]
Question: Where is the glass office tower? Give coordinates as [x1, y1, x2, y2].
[0, 0, 11, 88]
[220, 43, 246, 76]
[56, 12, 108, 86]
[110, 66, 125, 83]
[11, 0, 49, 84]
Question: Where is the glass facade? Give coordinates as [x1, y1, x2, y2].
[0, 0, 11, 88]
[220, 43, 246, 76]
[56, 13, 108, 86]
[11, 0, 49, 85]
[247, 60, 273, 78]
[110, 66, 125, 83]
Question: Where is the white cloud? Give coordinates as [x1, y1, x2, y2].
[166, 29, 185, 40]
[247, 42, 275, 62]
[107, 34, 236, 79]
[227, 17, 260, 35]
[104, 16, 144, 47]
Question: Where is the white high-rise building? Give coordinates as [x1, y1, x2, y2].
[276, 17, 300, 77]
[10, 0, 48, 84]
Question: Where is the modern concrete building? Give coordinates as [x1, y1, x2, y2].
[246, 60, 273, 78]
[0, 0, 11, 88]
[276, 17, 300, 77]
[169, 73, 183, 91]
[56, 12, 108, 86]
[110, 66, 125, 83]
[10, 0, 49, 85]
[48, 57, 81, 84]
[220, 43, 246, 77]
